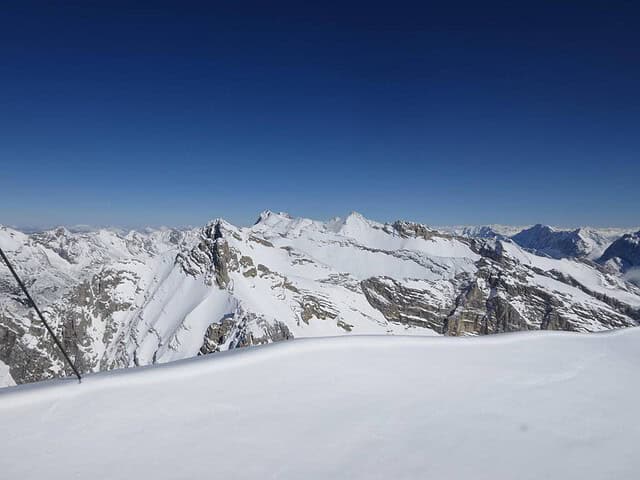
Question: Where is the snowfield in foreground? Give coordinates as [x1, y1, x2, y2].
[1, 330, 639, 480]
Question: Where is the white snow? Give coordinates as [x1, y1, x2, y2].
[1, 329, 639, 480]
[245, 212, 479, 283]
[0, 227, 29, 251]
[0, 360, 15, 387]
[438, 223, 529, 238]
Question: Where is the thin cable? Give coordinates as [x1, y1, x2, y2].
[0, 246, 82, 383]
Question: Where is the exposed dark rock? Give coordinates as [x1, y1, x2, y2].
[249, 235, 274, 248]
[392, 221, 438, 240]
[200, 313, 293, 354]
[336, 319, 353, 332]
[178, 221, 238, 288]
[300, 295, 338, 323]
[361, 277, 448, 331]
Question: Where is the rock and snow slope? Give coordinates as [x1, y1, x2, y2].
[511, 224, 630, 260]
[599, 230, 640, 275]
[1, 212, 640, 386]
[1, 329, 639, 480]
[445, 223, 636, 260]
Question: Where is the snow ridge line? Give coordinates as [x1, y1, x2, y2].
[1, 327, 637, 408]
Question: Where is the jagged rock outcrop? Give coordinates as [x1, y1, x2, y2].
[177, 220, 239, 288]
[361, 277, 448, 331]
[392, 221, 440, 240]
[199, 312, 293, 354]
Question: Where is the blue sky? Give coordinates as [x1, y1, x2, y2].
[1, 1, 639, 228]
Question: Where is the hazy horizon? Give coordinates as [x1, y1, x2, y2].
[4, 208, 639, 233]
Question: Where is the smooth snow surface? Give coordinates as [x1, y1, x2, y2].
[1, 330, 639, 480]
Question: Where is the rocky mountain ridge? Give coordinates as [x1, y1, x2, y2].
[1, 212, 639, 386]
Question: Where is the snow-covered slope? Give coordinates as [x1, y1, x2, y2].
[1, 329, 639, 480]
[2, 213, 640, 386]
[439, 224, 527, 238]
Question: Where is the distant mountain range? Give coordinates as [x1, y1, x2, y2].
[1, 212, 639, 387]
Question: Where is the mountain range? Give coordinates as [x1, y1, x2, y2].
[1, 211, 639, 387]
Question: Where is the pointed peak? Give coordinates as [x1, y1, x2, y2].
[514, 224, 556, 237]
[346, 211, 366, 220]
[254, 210, 293, 226]
[255, 210, 274, 224]
[340, 211, 372, 228]
[202, 218, 235, 240]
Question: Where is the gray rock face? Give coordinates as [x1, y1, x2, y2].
[0, 312, 59, 384]
[199, 316, 237, 354]
[392, 221, 440, 240]
[178, 220, 239, 288]
[361, 277, 448, 331]
[360, 238, 638, 336]
[200, 312, 293, 354]
[300, 295, 337, 323]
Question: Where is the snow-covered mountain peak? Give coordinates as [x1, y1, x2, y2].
[254, 209, 294, 225]
[254, 209, 273, 224]
[251, 210, 387, 242]
[251, 212, 336, 240]
[203, 217, 238, 236]
[437, 224, 529, 239]
[331, 211, 385, 239]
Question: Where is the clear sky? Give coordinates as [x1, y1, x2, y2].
[1, 1, 638, 229]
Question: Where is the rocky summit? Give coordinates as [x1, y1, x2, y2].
[1, 212, 640, 387]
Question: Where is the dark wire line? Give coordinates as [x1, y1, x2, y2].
[0, 246, 82, 383]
